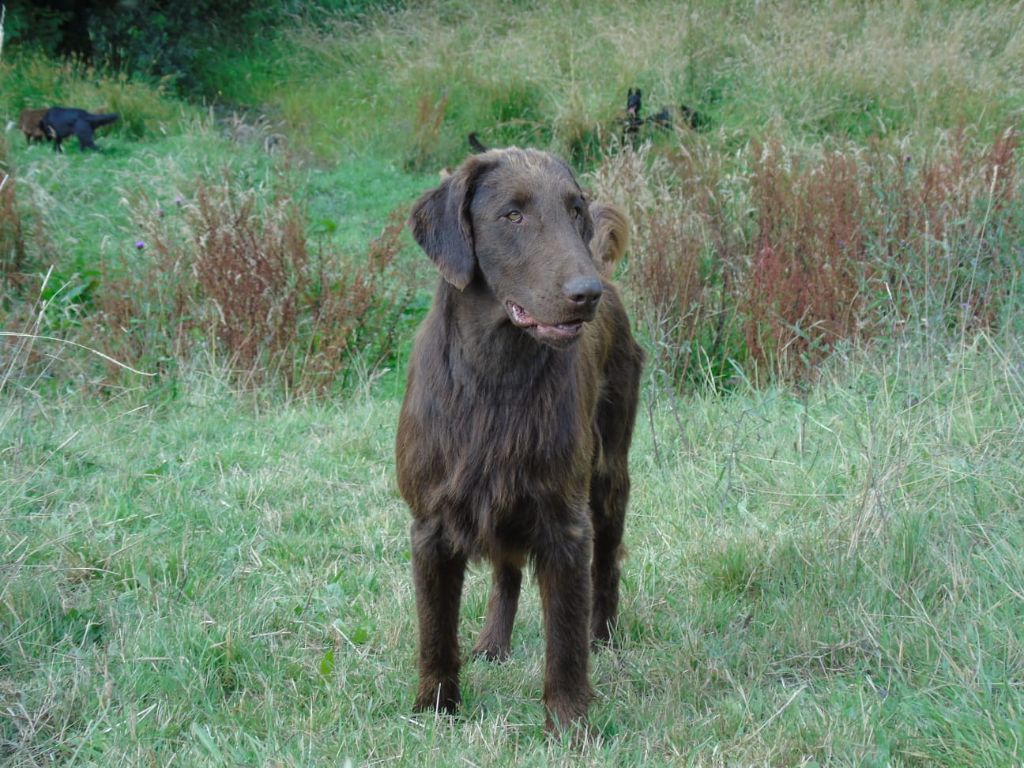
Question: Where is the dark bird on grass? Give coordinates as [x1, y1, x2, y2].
[624, 87, 709, 136]
[649, 103, 708, 131]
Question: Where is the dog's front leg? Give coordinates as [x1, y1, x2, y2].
[536, 523, 594, 736]
[410, 517, 466, 714]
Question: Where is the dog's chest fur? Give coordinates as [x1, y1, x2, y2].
[396, 298, 601, 558]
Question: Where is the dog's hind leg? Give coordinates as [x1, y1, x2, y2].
[472, 558, 523, 661]
[410, 518, 467, 714]
[74, 119, 99, 151]
[589, 461, 629, 645]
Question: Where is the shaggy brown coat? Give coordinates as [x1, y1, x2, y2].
[397, 148, 643, 734]
[18, 108, 48, 144]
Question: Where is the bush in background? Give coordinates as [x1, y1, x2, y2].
[591, 129, 1022, 387]
[3, 0, 402, 98]
[93, 173, 414, 394]
[589, 141, 749, 387]
[205, 1, 1024, 167]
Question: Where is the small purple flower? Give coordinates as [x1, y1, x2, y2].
[174, 195, 184, 206]
[135, 240, 146, 250]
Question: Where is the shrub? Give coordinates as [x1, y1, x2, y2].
[592, 129, 1022, 389]
[588, 142, 748, 388]
[93, 172, 414, 393]
[190, 179, 307, 377]
[0, 140, 27, 287]
[742, 142, 873, 379]
[875, 128, 1021, 330]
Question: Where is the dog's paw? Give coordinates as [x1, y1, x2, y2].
[413, 678, 461, 715]
[471, 638, 512, 662]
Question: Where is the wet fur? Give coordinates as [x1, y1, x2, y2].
[397, 148, 643, 734]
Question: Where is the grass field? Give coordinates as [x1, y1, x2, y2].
[210, 0, 1024, 166]
[3, 0, 1024, 765]
[4, 329, 1023, 765]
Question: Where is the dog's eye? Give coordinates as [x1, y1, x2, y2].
[506, 210, 524, 224]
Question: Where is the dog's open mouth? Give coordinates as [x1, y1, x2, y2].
[506, 300, 584, 342]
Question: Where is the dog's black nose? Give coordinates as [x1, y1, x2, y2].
[564, 275, 603, 308]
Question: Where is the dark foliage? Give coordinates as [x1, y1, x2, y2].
[2, 0, 403, 92]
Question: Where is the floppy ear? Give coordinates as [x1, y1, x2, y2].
[408, 158, 489, 290]
[588, 202, 630, 278]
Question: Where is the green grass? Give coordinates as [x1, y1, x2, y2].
[211, 0, 1024, 165]
[3, 1, 1024, 764]
[4, 118, 429, 273]
[3, 330, 1023, 765]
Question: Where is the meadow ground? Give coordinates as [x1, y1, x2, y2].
[3, 328, 1023, 766]
[3, 1, 1024, 765]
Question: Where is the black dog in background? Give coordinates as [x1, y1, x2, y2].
[41, 107, 119, 153]
[623, 88, 707, 135]
[624, 88, 644, 136]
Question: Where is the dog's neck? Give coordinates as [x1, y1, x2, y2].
[437, 280, 575, 390]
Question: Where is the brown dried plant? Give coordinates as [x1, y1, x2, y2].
[593, 128, 1020, 388]
[95, 173, 413, 393]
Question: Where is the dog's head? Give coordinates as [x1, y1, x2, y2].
[409, 148, 604, 348]
[626, 88, 642, 119]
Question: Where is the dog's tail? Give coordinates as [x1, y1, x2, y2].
[85, 112, 120, 128]
[589, 202, 630, 278]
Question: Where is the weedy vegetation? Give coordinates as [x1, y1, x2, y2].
[2, 0, 1023, 765]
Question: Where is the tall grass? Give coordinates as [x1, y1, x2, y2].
[3, 0, 1021, 396]
[1, 51, 185, 141]
[90, 172, 416, 394]
[214, 0, 1024, 165]
[2, 325, 1022, 765]
[1, 64, 429, 397]
[589, 128, 1022, 387]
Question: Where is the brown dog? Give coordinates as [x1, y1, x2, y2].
[18, 108, 48, 144]
[397, 147, 643, 735]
